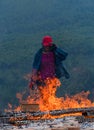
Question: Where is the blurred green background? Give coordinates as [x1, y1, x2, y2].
[0, 0, 94, 110]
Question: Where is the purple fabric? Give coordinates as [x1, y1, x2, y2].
[40, 52, 55, 80]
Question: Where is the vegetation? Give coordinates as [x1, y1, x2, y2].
[0, 0, 94, 109]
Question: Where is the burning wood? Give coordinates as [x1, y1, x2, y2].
[0, 107, 94, 126]
[67, 127, 80, 130]
[50, 107, 94, 116]
[3, 78, 94, 128]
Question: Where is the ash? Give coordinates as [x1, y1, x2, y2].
[1, 116, 94, 130]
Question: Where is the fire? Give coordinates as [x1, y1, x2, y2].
[37, 78, 94, 111]
[5, 77, 94, 113]
[39, 77, 62, 111]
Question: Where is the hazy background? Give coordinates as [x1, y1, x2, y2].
[0, 0, 94, 110]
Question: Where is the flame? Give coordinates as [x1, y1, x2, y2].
[38, 78, 94, 111]
[5, 103, 13, 112]
[5, 77, 94, 115]
[39, 77, 62, 111]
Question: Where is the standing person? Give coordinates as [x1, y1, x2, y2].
[29, 35, 70, 90]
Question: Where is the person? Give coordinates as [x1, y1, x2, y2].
[29, 35, 70, 90]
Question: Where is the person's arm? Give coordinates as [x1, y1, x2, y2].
[55, 47, 68, 62]
[55, 47, 70, 79]
[31, 49, 42, 81]
[29, 50, 41, 89]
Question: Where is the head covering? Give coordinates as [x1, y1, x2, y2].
[42, 36, 53, 46]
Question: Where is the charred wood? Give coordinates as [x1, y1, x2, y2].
[0, 107, 94, 125]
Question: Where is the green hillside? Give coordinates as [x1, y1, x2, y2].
[0, 0, 94, 110]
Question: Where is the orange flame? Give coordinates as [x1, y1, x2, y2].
[5, 77, 94, 113]
[39, 77, 62, 111]
[38, 78, 94, 111]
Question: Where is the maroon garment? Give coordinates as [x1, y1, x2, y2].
[40, 51, 55, 80]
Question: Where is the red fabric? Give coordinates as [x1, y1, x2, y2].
[42, 36, 53, 46]
[40, 52, 55, 80]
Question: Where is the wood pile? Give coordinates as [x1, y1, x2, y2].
[0, 106, 94, 126]
[51, 127, 80, 130]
